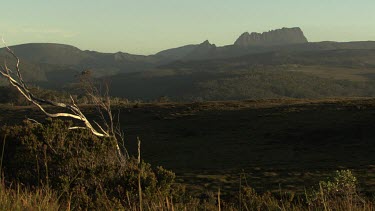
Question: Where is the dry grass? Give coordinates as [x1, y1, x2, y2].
[0, 181, 372, 211]
[0, 183, 60, 210]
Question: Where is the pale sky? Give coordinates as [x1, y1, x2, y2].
[1, 0, 375, 55]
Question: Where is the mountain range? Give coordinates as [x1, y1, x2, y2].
[2, 27, 375, 101]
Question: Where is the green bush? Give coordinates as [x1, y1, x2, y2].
[307, 170, 364, 209]
[0, 119, 176, 209]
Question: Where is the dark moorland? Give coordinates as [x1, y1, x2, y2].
[2, 98, 375, 196]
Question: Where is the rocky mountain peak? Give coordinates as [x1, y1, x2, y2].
[234, 27, 308, 47]
[199, 40, 216, 48]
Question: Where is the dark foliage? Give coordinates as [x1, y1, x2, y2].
[0, 119, 176, 209]
[109, 68, 375, 101]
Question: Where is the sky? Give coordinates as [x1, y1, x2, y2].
[1, 0, 375, 55]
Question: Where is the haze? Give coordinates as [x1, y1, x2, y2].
[1, 0, 375, 54]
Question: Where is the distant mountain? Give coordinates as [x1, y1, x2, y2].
[0, 54, 48, 86]
[183, 40, 217, 60]
[0, 43, 165, 85]
[234, 27, 308, 47]
[3, 26, 375, 96]
[164, 49, 375, 71]
[0, 43, 89, 65]
[3, 27, 375, 67]
[0, 43, 162, 66]
[175, 40, 375, 62]
[155, 44, 198, 61]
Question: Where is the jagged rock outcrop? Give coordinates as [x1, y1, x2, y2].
[183, 40, 217, 60]
[234, 27, 308, 47]
[199, 40, 216, 49]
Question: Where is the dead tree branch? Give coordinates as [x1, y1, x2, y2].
[0, 41, 126, 162]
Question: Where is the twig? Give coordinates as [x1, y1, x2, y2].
[26, 118, 42, 126]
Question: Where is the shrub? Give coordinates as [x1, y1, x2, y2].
[0, 119, 176, 209]
[307, 170, 366, 210]
[239, 186, 299, 211]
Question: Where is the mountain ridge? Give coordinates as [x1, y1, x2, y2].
[2, 27, 375, 90]
[3, 27, 375, 65]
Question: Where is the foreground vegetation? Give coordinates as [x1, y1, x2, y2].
[0, 172, 372, 210]
[0, 150, 373, 210]
[0, 100, 374, 210]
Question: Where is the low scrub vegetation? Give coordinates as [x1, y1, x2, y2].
[0, 119, 178, 210]
[109, 68, 375, 101]
[0, 119, 373, 210]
